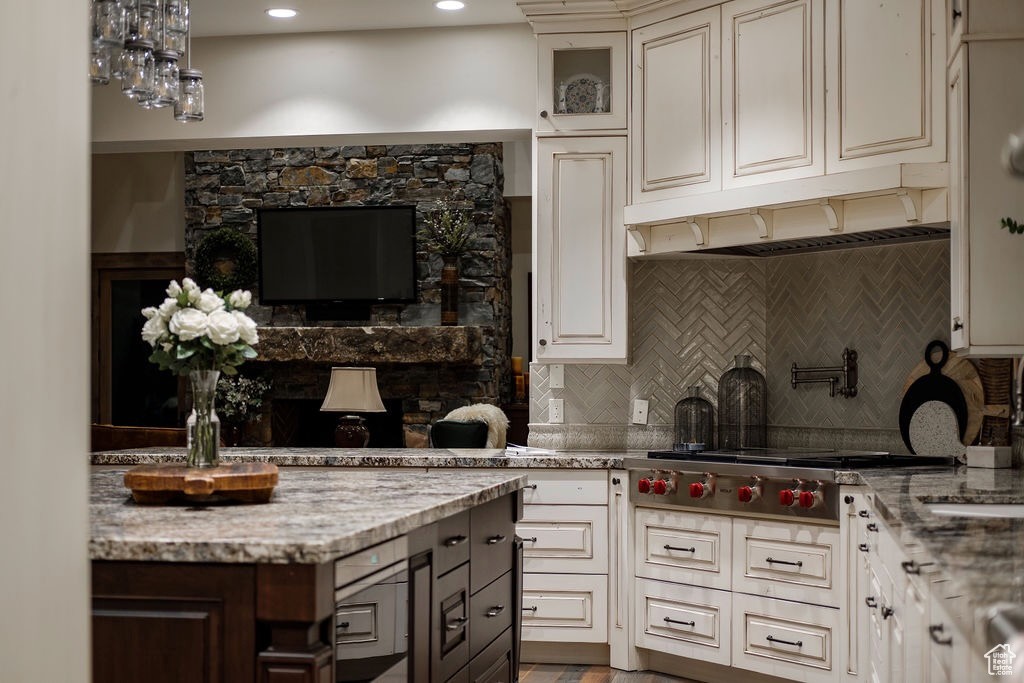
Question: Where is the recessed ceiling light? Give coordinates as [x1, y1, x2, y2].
[435, 1, 465, 10]
[266, 8, 297, 19]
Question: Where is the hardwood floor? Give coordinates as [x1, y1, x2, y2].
[519, 663, 698, 682]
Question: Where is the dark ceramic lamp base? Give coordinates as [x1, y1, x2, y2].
[334, 415, 370, 448]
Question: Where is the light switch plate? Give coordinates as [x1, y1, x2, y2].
[549, 398, 564, 424]
[631, 399, 649, 425]
[549, 364, 564, 389]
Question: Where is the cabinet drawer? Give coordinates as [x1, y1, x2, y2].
[521, 573, 608, 643]
[634, 577, 731, 665]
[470, 571, 513, 659]
[335, 583, 398, 660]
[522, 470, 608, 505]
[635, 507, 730, 590]
[436, 510, 470, 578]
[469, 627, 513, 683]
[518, 504, 608, 574]
[733, 518, 839, 607]
[732, 596, 840, 680]
[470, 495, 515, 594]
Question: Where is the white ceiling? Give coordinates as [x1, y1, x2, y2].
[190, 0, 528, 38]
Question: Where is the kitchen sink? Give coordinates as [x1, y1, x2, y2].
[921, 501, 1024, 518]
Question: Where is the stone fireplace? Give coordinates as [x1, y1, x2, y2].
[183, 144, 511, 446]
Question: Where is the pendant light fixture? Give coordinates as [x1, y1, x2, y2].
[89, 0, 203, 122]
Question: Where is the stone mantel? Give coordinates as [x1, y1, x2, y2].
[254, 326, 485, 365]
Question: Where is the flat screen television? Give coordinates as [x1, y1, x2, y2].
[257, 205, 417, 305]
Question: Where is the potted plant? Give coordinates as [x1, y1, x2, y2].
[216, 374, 272, 446]
[418, 196, 475, 325]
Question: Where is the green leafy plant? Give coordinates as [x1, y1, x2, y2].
[216, 375, 272, 426]
[418, 196, 475, 257]
[1001, 217, 1024, 234]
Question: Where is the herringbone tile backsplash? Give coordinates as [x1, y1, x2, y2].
[531, 240, 950, 435]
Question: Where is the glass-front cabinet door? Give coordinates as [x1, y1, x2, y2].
[536, 32, 627, 133]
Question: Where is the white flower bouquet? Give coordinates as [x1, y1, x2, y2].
[141, 277, 259, 375]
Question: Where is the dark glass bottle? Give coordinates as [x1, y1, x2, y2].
[717, 354, 767, 450]
[673, 386, 715, 451]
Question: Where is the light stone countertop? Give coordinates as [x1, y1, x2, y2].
[90, 466, 526, 565]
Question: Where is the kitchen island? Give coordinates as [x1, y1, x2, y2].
[90, 464, 527, 683]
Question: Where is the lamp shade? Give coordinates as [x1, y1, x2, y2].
[319, 367, 386, 413]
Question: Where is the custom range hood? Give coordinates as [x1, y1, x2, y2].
[625, 163, 951, 259]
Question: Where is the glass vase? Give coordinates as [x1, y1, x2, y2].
[186, 369, 221, 468]
[674, 385, 715, 451]
[717, 354, 767, 451]
[440, 255, 459, 326]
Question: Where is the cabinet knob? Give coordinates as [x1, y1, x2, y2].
[844, 495, 854, 504]
[539, 339, 547, 346]
[540, 110, 549, 118]
[952, 8, 962, 19]
[612, 477, 620, 485]
[953, 318, 964, 331]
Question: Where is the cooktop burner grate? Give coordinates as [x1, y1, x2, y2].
[645, 448, 953, 468]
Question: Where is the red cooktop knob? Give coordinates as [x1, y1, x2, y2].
[689, 482, 705, 498]
[652, 479, 668, 495]
[798, 490, 815, 508]
[638, 478, 652, 494]
[738, 486, 753, 503]
[779, 489, 796, 507]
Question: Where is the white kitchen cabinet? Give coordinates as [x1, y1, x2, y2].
[721, 0, 825, 188]
[947, 11, 1024, 355]
[635, 577, 732, 665]
[631, 6, 722, 203]
[838, 488, 870, 682]
[533, 135, 628, 363]
[536, 32, 627, 134]
[824, 0, 945, 173]
[519, 503, 608, 574]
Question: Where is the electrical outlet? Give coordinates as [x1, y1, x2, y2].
[631, 399, 649, 425]
[549, 398, 564, 424]
[549, 364, 564, 389]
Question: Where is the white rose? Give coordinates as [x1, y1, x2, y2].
[141, 306, 158, 320]
[157, 297, 179, 320]
[228, 290, 252, 310]
[182, 277, 198, 293]
[206, 310, 241, 345]
[141, 315, 168, 346]
[196, 288, 225, 313]
[169, 308, 208, 341]
[234, 311, 259, 345]
[166, 280, 182, 298]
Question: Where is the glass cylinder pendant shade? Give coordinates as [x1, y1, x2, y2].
[136, 2, 158, 42]
[174, 68, 204, 122]
[717, 354, 767, 450]
[90, 43, 113, 85]
[674, 386, 715, 451]
[164, 0, 188, 36]
[148, 50, 180, 107]
[121, 39, 155, 100]
[92, 0, 125, 47]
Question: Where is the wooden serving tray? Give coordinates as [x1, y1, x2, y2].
[123, 462, 279, 505]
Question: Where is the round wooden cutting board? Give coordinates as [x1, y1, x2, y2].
[901, 349, 985, 446]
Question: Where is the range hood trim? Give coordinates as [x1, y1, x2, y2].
[625, 162, 949, 258]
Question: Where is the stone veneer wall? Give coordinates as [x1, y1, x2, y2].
[183, 144, 510, 447]
[530, 240, 952, 453]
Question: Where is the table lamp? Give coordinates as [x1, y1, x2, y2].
[319, 367, 386, 447]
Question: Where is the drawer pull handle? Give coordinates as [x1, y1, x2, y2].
[882, 606, 894, 619]
[522, 606, 538, 613]
[765, 556, 803, 568]
[487, 534, 507, 545]
[524, 536, 538, 543]
[866, 523, 879, 532]
[485, 605, 506, 618]
[865, 597, 878, 609]
[664, 617, 695, 627]
[766, 635, 803, 648]
[929, 624, 953, 646]
[446, 616, 468, 631]
[901, 560, 934, 575]
[858, 510, 870, 518]
[443, 534, 467, 547]
[664, 544, 696, 553]
[525, 484, 538, 490]
[858, 543, 870, 553]
[338, 621, 350, 628]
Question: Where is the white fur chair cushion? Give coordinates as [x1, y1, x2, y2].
[443, 403, 510, 448]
